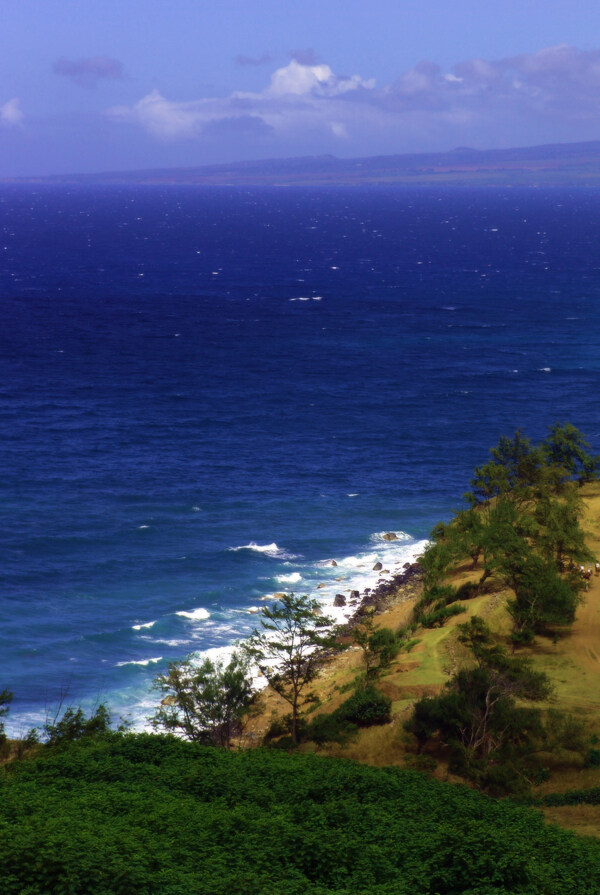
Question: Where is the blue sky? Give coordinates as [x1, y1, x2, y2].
[2, 0, 600, 175]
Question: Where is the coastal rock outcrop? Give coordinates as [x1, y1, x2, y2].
[373, 561, 382, 571]
[334, 594, 346, 607]
[382, 532, 398, 541]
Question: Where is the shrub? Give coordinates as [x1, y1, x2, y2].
[335, 686, 392, 727]
[419, 603, 466, 628]
[455, 580, 480, 600]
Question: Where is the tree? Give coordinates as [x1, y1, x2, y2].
[41, 704, 112, 747]
[405, 617, 552, 790]
[543, 422, 600, 485]
[506, 554, 582, 645]
[466, 430, 547, 507]
[352, 613, 401, 680]
[532, 489, 592, 570]
[243, 594, 335, 744]
[152, 650, 254, 748]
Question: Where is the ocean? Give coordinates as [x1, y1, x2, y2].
[2, 184, 600, 734]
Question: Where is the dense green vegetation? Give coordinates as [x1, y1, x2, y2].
[3, 733, 600, 894]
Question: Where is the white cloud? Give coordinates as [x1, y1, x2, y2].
[0, 98, 24, 128]
[107, 46, 600, 152]
[267, 60, 374, 97]
[109, 60, 374, 142]
[110, 90, 205, 139]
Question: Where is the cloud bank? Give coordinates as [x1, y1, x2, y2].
[108, 45, 600, 151]
[54, 56, 125, 88]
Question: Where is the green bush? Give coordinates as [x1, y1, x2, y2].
[455, 580, 480, 600]
[334, 686, 392, 727]
[419, 603, 466, 628]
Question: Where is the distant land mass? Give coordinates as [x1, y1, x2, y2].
[6, 139, 600, 187]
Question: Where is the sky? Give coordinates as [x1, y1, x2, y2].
[2, 0, 600, 176]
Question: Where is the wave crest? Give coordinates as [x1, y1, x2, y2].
[228, 542, 298, 559]
[176, 608, 210, 621]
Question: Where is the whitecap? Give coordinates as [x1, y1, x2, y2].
[347, 493, 359, 497]
[275, 572, 302, 584]
[228, 542, 297, 559]
[138, 524, 149, 529]
[132, 621, 156, 631]
[539, 367, 551, 372]
[176, 608, 210, 621]
[115, 657, 163, 667]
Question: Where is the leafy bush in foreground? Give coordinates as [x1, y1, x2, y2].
[2, 734, 600, 893]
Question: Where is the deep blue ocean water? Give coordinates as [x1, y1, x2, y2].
[2, 184, 600, 733]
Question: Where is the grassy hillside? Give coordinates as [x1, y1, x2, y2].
[248, 482, 600, 836]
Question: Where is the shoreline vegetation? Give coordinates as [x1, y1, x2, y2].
[3, 423, 600, 891]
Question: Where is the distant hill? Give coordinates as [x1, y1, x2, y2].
[6, 139, 600, 187]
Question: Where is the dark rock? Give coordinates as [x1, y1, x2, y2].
[373, 561, 383, 571]
[333, 593, 346, 607]
[350, 590, 360, 600]
[382, 532, 398, 541]
[331, 560, 338, 567]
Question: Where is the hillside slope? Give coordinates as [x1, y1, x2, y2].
[249, 483, 600, 835]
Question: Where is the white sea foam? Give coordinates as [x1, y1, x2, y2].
[276, 572, 302, 584]
[176, 608, 210, 621]
[138, 524, 149, 529]
[228, 542, 297, 559]
[115, 657, 163, 667]
[132, 621, 156, 631]
[539, 367, 551, 372]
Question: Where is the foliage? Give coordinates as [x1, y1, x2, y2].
[334, 685, 392, 727]
[306, 685, 392, 746]
[534, 787, 600, 807]
[506, 554, 582, 644]
[466, 429, 547, 506]
[2, 734, 600, 893]
[412, 584, 465, 628]
[543, 421, 600, 485]
[40, 704, 112, 748]
[151, 650, 254, 748]
[243, 593, 335, 744]
[424, 423, 596, 645]
[405, 617, 553, 792]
